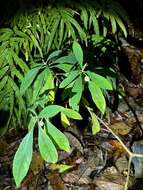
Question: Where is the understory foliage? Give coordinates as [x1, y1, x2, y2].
[0, 0, 129, 187]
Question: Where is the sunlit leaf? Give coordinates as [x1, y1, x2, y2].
[38, 127, 58, 163]
[39, 105, 63, 118]
[87, 71, 112, 90]
[69, 75, 83, 111]
[89, 110, 100, 135]
[88, 81, 106, 113]
[62, 108, 82, 120]
[46, 120, 70, 152]
[61, 112, 70, 128]
[13, 129, 34, 187]
[49, 164, 73, 173]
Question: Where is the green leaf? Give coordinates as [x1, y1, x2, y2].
[72, 41, 83, 68]
[88, 81, 106, 113]
[59, 70, 79, 88]
[61, 112, 70, 128]
[62, 108, 82, 120]
[12, 52, 29, 73]
[69, 76, 83, 111]
[20, 65, 42, 95]
[46, 120, 70, 152]
[0, 66, 9, 80]
[87, 71, 112, 90]
[39, 105, 63, 118]
[32, 69, 46, 102]
[40, 68, 54, 94]
[81, 7, 88, 30]
[38, 127, 58, 163]
[47, 50, 62, 62]
[110, 15, 117, 34]
[0, 76, 8, 91]
[47, 18, 60, 51]
[28, 116, 37, 131]
[54, 54, 77, 64]
[53, 63, 72, 72]
[89, 110, 100, 135]
[49, 164, 73, 173]
[27, 29, 43, 58]
[13, 129, 34, 187]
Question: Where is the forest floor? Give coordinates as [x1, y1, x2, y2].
[1, 90, 143, 190]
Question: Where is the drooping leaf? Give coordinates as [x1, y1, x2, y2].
[49, 164, 73, 173]
[89, 110, 100, 135]
[54, 54, 77, 64]
[28, 116, 37, 131]
[62, 108, 82, 120]
[47, 50, 62, 62]
[0, 76, 8, 91]
[40, 68, 54, 94]
[53, 63, 72, 72]
[20, 65, 42, 95]
[32, 69, 46, 102]
[39, 105, 63, 118]
[61, 112, 70, 128]
[72, 41, 83, 68]
[110, 15, 117, 34]
[88, 81, 106, 113]
[46, 120, 70, 152]
[87, 71, 112, 90]
[59, 70, 79, 88]
[38, 126, 58, 163]
[69, 75, 83, 111]
[13, 129, 34, 187]
[0, 66, 9, 80]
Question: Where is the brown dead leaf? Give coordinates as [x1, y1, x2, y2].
[30, 152, 44, 175]
[109, 121, 131, 135]
[48, 170, 68, 190]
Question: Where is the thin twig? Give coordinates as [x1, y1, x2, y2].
[97, 117, 143, 190]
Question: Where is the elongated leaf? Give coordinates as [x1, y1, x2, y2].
[62, 108, 82, 120]
[39, 105, 63, 118]
[87, 71, 112, 90]
[46, 120, 70, 152]
[89, 110, 100, 135]
[49, 164, 73, 173]
[81, 7, 88, 30]
[47, 50, 62, 62]
[38, 127, 58, 163]
[28, 116, 37, 131]
[72, 41, 83, 68]
[0, 66, 9, 79]
[88, 81, 106, 113]
[27, 29, 43, 58]
[47, 18, 60, 51]
[59, 70, 79, 88]
[53, 63, 72, 72]
[53, 54, 77, 64]
[61, 112, 70, 128]
[110, 15, 117, 34]
[12, 52, 29, 73]
[40, 68, 54, 94]
[59, 19, 65, 48]
[13, 129, 34, 187]
[32, 69, 46, 102]
[20, 65, 42, 95]
[0, 76, 8, 91]
[69, 76, 83, 111]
